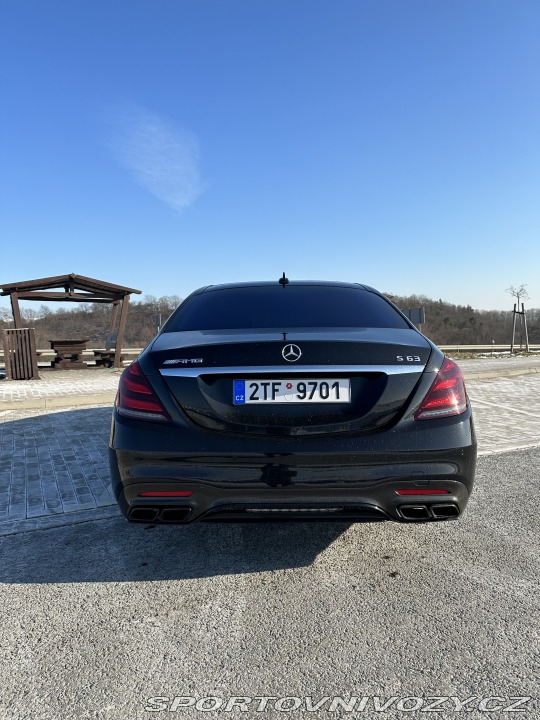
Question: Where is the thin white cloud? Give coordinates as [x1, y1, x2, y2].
[109, 104, 204, 213]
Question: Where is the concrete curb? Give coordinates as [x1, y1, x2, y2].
[1, 393, 116, 411]
[477, 442, 540, 456]
[462, 366, 540, 381]
[0, 505, 121, 537]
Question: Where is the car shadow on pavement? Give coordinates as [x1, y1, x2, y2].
[0, 516, 353, 583]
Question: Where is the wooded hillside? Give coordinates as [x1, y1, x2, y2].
[1, 293, 538, 348]
[387, 293, 540, 346]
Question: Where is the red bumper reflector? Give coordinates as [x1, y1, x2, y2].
[138, 491, 193, 497]
[395, 489, 450, 495]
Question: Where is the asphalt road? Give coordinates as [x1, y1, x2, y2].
[1, 448, 539, 720]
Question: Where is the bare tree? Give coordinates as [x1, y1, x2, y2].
[506, 284, 529, 307]
[22, 308, 40, 323]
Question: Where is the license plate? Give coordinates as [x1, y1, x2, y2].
[233, 379, 351, 404]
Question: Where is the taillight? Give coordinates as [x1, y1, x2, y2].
[116, 361, 171, 422]
[414, 357, 468, 420]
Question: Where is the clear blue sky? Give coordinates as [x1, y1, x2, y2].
[1, 0, 538, 312]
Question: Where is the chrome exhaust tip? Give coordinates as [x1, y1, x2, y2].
[129, 507, 160, 522]
[430, 503, 460, 519]
[398, 504, 431, 520]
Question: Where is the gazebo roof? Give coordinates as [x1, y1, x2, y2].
[1, 273, 142, 369]
[0, 273, 141, 303]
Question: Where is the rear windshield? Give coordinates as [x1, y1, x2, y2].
[165, 286, 410, 331]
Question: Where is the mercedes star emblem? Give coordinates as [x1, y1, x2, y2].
[282, 344, 302, 362]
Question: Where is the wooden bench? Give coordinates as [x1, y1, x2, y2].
[93, 350, 123, 368]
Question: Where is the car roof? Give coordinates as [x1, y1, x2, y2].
[197, 280, 376, 294]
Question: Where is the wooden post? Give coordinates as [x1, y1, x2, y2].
[522, 303, 529, 352]
[510, 304, 517, 353]
[114, 295, 130, 368]
[10, 292, 23, 328]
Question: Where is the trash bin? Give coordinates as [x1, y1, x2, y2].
[1, 328, 40, 380]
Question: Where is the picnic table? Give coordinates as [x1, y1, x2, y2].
[49, 338, 89, 370]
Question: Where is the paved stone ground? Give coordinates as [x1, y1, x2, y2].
[469, 374, 540, 454]
[0, 405, 116, 536]
[0, 361, 539, 537]
[0, 368, 123, 409]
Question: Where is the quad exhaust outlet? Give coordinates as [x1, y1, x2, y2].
[399, 503, 460, 521]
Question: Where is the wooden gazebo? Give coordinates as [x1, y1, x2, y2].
[0, 273, 141, 369]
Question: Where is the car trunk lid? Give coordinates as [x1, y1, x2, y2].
[151, 328, 431, 436]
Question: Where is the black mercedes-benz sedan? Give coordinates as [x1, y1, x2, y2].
[109, 279, 476, 524]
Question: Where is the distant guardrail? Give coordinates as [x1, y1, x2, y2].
[1, 346, 539, 368]
[35, 348, 146, 355]
[0, 348, 144, 367]
[439, 345, 540, 353]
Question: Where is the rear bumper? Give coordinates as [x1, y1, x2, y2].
[112, 475, 472, 524]
[109, 411, 476, 524]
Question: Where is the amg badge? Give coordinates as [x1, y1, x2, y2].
[162, 358, 204, 365]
